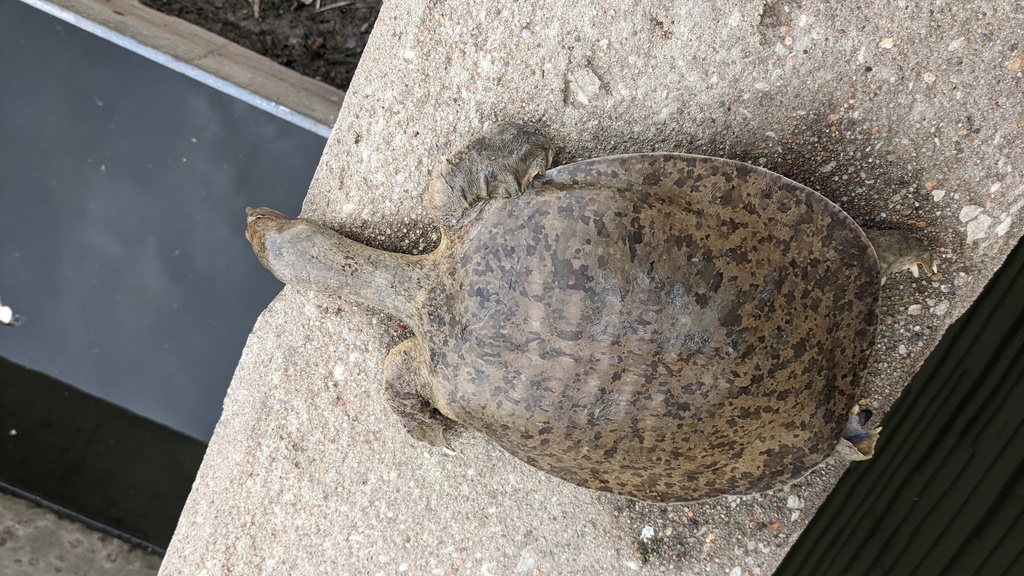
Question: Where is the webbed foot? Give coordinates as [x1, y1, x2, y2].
[862, 228, 940, 284]
[408, 420, 455, 455]
[383, 337, 457, 454]
[428, 122, 554, 232]
[832, 404, 881, 461]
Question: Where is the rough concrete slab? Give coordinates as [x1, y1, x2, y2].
[0, 492, 161, 576]
[160, 1, 1024, 574]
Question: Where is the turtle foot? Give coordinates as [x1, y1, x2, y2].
[383, 337, 458, 455]
[833, 404, 881, 461]
[408, 420, 456, 455]
[862, 228, 940, 284]
[428, 122, 554, 232]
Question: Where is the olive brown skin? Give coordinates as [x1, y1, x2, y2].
[246, 123, 938, 503]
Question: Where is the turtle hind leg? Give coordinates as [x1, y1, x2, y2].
[428, 122, 554, 233]
[383, 337, 456, 453]
[861, 228, 940, 284]
[833, 404, 882, 461]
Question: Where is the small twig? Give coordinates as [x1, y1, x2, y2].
[252, 0, 261, 19]
[316, 0, 353, 13]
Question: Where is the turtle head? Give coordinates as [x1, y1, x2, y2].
[245, 207, 289, 252]
[245, 206, 302, 277]
[245, 205, 288, 230]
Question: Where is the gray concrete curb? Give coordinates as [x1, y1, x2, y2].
[24, 0, 342, 137]
[0, 491, 161, 576]
[161, 1, 1023, 574]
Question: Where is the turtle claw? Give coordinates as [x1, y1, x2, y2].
[908, 258, 940, 280]
[412, 424, 456, 455]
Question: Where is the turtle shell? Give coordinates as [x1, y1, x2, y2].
[421, 153, 881, 502]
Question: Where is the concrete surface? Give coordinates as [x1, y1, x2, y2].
[160, 1, 1024, 574]
[32, 0, 343, 133]
[0, 492, 161, 576]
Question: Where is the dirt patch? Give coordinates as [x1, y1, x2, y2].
[140, 0, 381, 91]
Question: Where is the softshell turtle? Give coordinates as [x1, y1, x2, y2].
[246, 123, 938, 503]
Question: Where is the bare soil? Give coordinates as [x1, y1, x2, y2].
[140, 0, 381, 91]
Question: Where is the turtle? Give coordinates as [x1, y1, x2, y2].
[245, 122, 939, 503]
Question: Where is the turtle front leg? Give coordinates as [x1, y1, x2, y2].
[383, 337, 456, 453]
[428, 122, 554, 233]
